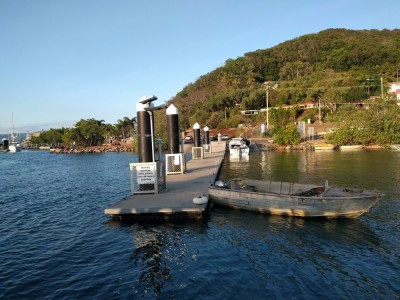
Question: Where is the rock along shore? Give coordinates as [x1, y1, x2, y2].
[50, 143, 134, 154]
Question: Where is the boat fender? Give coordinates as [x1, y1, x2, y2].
[193, 194, 208, 205]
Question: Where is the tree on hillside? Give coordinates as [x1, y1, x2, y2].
[170, 28, 400, 130]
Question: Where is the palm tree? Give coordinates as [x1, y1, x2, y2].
[116, 116, 136, 141]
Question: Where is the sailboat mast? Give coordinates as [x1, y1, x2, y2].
[11, 113, 16, 142]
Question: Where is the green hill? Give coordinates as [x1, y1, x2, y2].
[170, 28, 400, 130]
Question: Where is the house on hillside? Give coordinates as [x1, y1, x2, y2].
[240, 110, 259, 115]
[388, 82, 400, 102]
[281, 102, 317, 110]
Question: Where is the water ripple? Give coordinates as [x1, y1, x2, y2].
[0, 151, 399, 299]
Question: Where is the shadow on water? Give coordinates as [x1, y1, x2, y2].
[105, 219, 209, 298]
[210, 206, 381, 247]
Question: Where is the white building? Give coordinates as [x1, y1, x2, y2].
[388, 82, 400, 101]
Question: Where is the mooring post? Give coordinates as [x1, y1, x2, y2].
[203, 126, 212, 153]
[194, 122, 201, 147]
[166, 104, 180, 154]
[192, 122, 204, 159]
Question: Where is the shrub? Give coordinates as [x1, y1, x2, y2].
[272, 126, 301, 146]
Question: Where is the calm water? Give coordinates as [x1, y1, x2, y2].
[0, 150, 399, 299]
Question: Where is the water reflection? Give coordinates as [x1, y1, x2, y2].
[211, 207, 380, 246]
[222, 150, 400, 192]
[104, 150, 399, 299]
[208, 207, 389, 298]
[128, 223, 207, 297]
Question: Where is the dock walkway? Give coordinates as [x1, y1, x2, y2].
[104, 141, 226, 220]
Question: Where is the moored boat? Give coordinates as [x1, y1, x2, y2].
[8, 113, 21, 152]
[340, 145, 364, 151]
[8, 143, 22, 152]
[209, 179, 381, 218]
[313, 143, 337, 150]
[228, 138, 250, 156]
[390, 144, 400, 151]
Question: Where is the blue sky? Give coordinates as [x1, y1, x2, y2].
[0, 0, 399, 133]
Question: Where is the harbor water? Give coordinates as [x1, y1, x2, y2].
[0, 150, 399, 299]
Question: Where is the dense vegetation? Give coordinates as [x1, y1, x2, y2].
[30, 117, 136, 147]
[32, 29, 400, 147]
[170, 29, 400, 134]
[326, 100, 400, 146]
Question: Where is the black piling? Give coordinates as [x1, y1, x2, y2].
[136, 97, 157, 162]
[166, 104, 180, 154]
[193, 122, 201, 147]
[204, 126, 210, 144]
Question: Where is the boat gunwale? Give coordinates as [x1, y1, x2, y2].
[209, 180, 381, 201]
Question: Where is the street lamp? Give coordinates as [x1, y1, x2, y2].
[264, 81, 278, 129]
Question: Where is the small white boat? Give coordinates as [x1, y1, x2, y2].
[340, 145, 364, 151]
[209, 179, 381, 218]
[9, 143, 22, 152]
[313, 143, 337, 150]
[8, 114, 21, 152]
[228, 138, 250, 156]
[390, 144, 400, 151]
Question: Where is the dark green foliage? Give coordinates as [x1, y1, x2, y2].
[30, 128, 65, 146]
[270, 108, 297, 129]
[31, 117, 136, 148]
[327, 100, 400, 146]
[270, 126, 301, 146]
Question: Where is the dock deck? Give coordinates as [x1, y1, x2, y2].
[104, 141, 226, 220]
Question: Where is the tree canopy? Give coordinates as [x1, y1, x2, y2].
[170, 29, 400, 130]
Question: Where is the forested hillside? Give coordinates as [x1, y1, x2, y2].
[170, 29, 400, 130]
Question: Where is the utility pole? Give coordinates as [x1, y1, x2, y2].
[264, 82, 278, 129]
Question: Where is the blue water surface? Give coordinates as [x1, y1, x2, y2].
[0, 150, 399, 299]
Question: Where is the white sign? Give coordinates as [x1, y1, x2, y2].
[136, 164, 155, 184]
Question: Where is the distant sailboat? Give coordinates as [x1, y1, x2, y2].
[8, 113, 21, 152]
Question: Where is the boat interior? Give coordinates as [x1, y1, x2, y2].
[220, 179, 369, 198]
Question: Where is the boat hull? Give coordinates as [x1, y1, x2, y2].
[9, 144, 22, 152]
[228, 138, 250, 156]
[209, 181, 380, 218]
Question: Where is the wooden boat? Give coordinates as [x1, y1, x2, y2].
[208, 179, 381, 218]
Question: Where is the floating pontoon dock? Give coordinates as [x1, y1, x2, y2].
[104, 141, 226, 220]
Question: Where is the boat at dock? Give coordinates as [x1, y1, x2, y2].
[228, 137, 250, 156]
[209, 179, 381, 218]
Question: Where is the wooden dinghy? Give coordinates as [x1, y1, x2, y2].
[209, 179, 381, 218]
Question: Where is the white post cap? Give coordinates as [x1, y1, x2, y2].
[166, 104, 178, 115]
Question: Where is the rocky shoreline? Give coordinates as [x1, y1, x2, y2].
[50, 145, 134, 154]
[49, 139, 386, 154]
